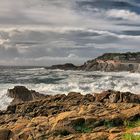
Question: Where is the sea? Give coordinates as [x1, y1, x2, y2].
[0, 66, 140, 110]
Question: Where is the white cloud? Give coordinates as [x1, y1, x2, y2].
[68, 53, 78, 58]
[106, 9, 139, 20]
[0, 0, 139, 65]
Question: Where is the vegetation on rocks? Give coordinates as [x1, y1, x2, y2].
[0, 86, 140, 139]
[97, 52, 140, 62]
[123, 133, 140, 140]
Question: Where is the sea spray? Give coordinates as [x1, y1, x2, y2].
[0, 67, 140, 109]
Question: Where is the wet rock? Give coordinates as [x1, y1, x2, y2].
[6, 104, 17, 114]
[7, 86, 46, 104]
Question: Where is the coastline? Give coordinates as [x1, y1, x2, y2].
[0, 0, 140, 139]
[0, 53, 140, 139]
[46, 52, 140, 73]
[0, 69, 140, 111]
[0, 86, 140, 140]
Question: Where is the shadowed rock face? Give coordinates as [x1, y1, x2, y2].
[1, 86, 140, 140]
[81, 59, 140, 72]
[7, 86, 140, 106]
[0, 128, 13, 140]
[94, 90, 140, 103]
[7, 86, 46, 104]
[81, 52, 140, 72]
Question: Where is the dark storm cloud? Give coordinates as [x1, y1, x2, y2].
[0, 0, 140, 65]
[77, 0, 140, 14]
[122, 30, 140, 36]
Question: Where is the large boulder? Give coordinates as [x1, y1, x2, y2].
[0, 128, 13, 140]
[7, 86, 46, 104]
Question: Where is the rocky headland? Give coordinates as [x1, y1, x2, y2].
[46, 52, 140, 72]
[0, 86, 140, 139]
[46, 63, 78, 71]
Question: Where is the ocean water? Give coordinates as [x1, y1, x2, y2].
[0, 66, 140, 110]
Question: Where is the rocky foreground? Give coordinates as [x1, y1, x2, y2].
[46, 52, 140, 72]
[0, 86, 140, 140]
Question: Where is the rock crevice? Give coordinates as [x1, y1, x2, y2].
[0, 86, 140, 140]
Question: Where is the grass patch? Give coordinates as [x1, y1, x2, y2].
[123, 133, 140, 140]
[73, 118, 92, 133]
[74, 124, 92, 133]
[124, 119, 140, 129]
[123, 119, 140, 140]
[103, 118, 123, 128]
[104, 120, 114, 128]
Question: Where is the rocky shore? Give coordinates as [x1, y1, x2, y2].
[0, 86, 140, 139]
[46, 52, 140, 72]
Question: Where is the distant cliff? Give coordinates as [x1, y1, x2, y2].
[46, 52, 140, 72]
[46, 63, 78, 70]
[81, 52, 140, 72]
[96, 52, 140, 62]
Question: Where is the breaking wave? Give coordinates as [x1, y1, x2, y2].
[0, 67, 140, 110]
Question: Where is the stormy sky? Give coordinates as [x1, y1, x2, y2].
[0, 0, 140, 66]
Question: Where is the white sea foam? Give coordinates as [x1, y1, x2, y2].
[0, 69, 140, 110]
[0, 84, 15, 110]
[25, 67, 45, 71]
